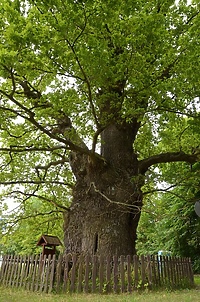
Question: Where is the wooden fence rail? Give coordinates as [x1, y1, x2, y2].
[0, 254, 194, 294]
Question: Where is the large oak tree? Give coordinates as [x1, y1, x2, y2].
[0, 0, 200, 256]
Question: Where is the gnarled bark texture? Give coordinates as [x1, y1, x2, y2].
[64, 122, 143, 257]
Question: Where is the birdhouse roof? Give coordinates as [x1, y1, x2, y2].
[37, 234, 62, 247]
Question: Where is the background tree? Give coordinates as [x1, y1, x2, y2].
[0, 0, 200, 256]
[0, 198, 64, 255]
[137, 172, 200, 272]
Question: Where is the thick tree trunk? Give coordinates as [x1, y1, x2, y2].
[64, 123, 143, 256]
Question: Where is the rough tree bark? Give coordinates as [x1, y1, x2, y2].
[64, 121, 145, 257]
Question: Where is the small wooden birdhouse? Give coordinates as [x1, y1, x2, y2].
[37, 234, 62, 258]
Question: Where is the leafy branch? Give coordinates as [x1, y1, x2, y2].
[2, 189, 70, 213]
[0, 145, 67, 153]
[3, 210, 63, 236]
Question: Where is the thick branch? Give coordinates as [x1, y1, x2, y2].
[0, 180, 73, 187]
[34, 194, 70, 211]
[35, 158, 68, 170]
[139, 151, 199, 174]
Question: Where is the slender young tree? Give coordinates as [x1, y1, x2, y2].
[0, 0, 200, 256]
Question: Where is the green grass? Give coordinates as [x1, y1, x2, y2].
[0, 286, 200, 302]
[194, 275, 200, 286]
[0, 276, 199, 302]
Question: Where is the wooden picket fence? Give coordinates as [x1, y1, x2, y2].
[0, 253, 194, 294]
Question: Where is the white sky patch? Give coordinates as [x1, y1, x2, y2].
[5, 199, 20, 213]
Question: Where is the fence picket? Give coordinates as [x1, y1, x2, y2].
[70, 253, 77, 293]
[146, 255, 152, 288]
[64, 253, 72, 292]
[55, 254, 63, 293]
[133, 255, 139, 289]
[84, 254, 90, 293]
[31, 255, 38, 291]
[6, 255, 12, 286]
[140, 255, 146, 287]
[156, 255, 161, 286]
[12, 255, 20, 288]
[127, 255, 132, 293]
[77, 254, 84, 293]
[120, 255, 125, 293]
[113, 255, 118, 293]
[44, 254, 51, 293]
[35, 254, 42, 292]
[152, 255, 158, 286]
[99, 254, 104, 293]
[166, 256, 170, 285]
[0, 255, 5, 282]
[92, 255, 97, 293]
[172, 256, 177, 286]
[39, 254, 46, 292]
[49, 254, 56, 293]
[188, 258, 194, 285]
[106, 255, 111, 293]
[2, 255, 7, 285]
[26, 255, 34, 290]
[9, 255, 16, 287]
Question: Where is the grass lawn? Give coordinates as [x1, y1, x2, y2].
[0, 286, 200, 302]
[0, 277, 199, 302]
